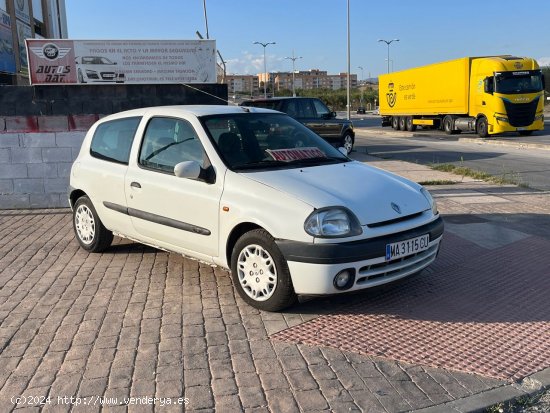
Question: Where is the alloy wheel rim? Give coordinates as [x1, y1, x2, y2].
[344, 136, 353, 153]
[237, 244, 277, 301]
[75, 205, 95, 245]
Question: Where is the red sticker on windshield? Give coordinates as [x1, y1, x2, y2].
[266, 147, 326, 161]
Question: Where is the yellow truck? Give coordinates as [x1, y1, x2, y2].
[379, 56, 545, 137]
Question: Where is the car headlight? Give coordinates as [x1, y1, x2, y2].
[421, 187, 438, 215]
[85, 69, 99, 79]
[304, 207, 362, 238]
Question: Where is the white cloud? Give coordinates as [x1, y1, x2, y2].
[223, 52, 291, 75]
[538, 56, 550, 67]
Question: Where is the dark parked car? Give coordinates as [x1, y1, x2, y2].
[357, 106, 366, 114]
[240, 97, 355, 154]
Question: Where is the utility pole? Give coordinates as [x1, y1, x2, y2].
[285, 51, 303, 97]
[253, 41, 276, 99]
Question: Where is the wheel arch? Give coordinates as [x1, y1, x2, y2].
[69, 189, 87, 209]
[225, 222, 265, 268]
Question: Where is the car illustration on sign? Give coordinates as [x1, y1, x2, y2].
[75, 56, 125, 83]
[69, 105, 443, 311]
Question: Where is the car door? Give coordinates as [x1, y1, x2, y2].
[124, 115, 222, 261]
[296, 98, 325, 136]
[311, 98, 342, 139]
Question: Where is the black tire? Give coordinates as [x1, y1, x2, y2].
[443, 115, 455, 135]
[399, 116, 406, 131]
[392, 116, 400, 130]
[73, 196, 113, 253]
[405, 116, 417, 131]
[476, 116, 489, 138]
[518, 130, 533, 136]
[231, 229, 297, 311]
[341, 133, 354, 154]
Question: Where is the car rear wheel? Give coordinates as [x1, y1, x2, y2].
[73, 196, 113, 252]
[231, 229, 297, 311]
[341, 133, 354, 154]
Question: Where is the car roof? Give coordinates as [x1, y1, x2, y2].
[242, 97, 311, 102]
[99, 105, 280, 122]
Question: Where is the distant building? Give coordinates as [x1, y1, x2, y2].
[0, 0, 68, 85]
[258, 69, 358, 91]
[224, 74, 260, 96]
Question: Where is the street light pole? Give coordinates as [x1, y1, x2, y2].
[378, 38, 399, 73]
[358, 65, 364, 106]
[254, 41, 276, 99]
[285, 51, 302, 97]
[346, 0, 351, 120]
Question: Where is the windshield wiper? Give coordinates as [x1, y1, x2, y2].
[232, 160, 289, 170]
[286, 156, 348, 165]
[145, 138, 194, 161]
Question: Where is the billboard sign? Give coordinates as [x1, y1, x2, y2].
[14, 0, 30, 23]
[17, 20, 31, 75]
[26, 39, 217, 85]
[0, 9, 16, 73]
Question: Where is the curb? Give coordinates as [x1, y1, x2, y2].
[411, 367, 550, 413]
[354, 128, 550, 151]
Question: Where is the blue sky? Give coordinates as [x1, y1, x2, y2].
[66, 0, 550, 78]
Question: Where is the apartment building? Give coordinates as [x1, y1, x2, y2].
[224, 74, 260, 96]
[258, 69, 357, 91]
[0, 0, 67, 85]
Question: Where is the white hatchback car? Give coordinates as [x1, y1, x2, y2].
[69, 105, 443, 311]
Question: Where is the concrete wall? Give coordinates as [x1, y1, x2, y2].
[0, 130, 85, 209]
[0, 84, 228, 209]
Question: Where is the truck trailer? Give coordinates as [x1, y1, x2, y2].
[379, 56, 545, 137]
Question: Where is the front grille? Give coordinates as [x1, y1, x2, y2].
[367, 212, 423, 228]
[101, 72, 116, 79]
[502, 97, 539, 127]
[355, 243, 439, 285]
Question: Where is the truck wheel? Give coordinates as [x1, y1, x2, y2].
[443, 115, 455, 135]
[392, 116, 400, 130]
[476, 117, 489, 138]
[231, 229, 297, 312]
[399, 116, 406, 130]
[73, 196, 113, 252]
[406, 117, 417, 131]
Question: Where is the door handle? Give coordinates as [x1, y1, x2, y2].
[130, 182, 141, 189]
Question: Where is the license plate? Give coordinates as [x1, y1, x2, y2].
[386, 234, 430, 261]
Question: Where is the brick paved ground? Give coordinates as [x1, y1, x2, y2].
[0, 160, 549, 412]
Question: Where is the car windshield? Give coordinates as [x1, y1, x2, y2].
[82, 56, 115, 65]
[201, 113, 349, 171]
[495, 71, 543, 94]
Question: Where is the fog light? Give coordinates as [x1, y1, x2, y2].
[333, 269, 355, 290]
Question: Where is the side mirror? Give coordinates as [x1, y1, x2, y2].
[484, 77, 494, 94]
[174, 161, 201, 179]
[331, 111, 337, 118]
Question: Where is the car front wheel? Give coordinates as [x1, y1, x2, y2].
[73, 196, 113, 252]
[341, 133, 354, 154]
[231, 229, 297, 311]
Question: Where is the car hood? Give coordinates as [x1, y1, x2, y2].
[242, 161, 430, 226]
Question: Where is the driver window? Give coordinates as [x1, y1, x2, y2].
[139, 117, 206, 173]
[312, 99, 330, 118]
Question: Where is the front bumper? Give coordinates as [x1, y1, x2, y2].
[277, 216, 443, 295]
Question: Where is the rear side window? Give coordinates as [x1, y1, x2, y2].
[90, 117, 141, 164]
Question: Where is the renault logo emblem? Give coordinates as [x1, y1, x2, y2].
[391, 202, 401, 214]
